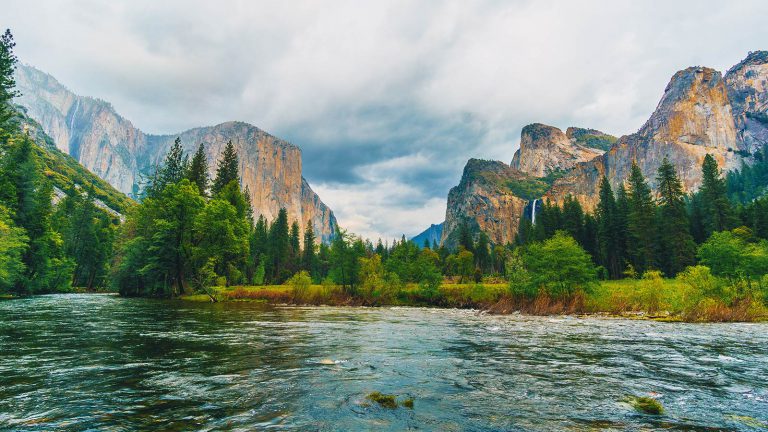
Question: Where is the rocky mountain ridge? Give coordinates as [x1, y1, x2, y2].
[14, 65, 336, 243]
[440, 51, 768, 246]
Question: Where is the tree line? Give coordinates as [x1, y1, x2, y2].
[515, 154, 768, 281]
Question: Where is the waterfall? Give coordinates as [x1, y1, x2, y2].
[531, 198, 538, 225]
[69, 99, 80, 131]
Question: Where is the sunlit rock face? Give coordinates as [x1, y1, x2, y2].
[15, 65, 336, 242]
[725, 51, 768, 154]
[443, 52, 768, 245]
[441, 159, 530, 247]
[546, 62, 760, 211]
[511, 123, 604, 177]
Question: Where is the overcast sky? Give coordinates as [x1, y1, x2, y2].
[4, 0, 767, 240]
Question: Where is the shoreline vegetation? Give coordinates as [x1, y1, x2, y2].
[171, 273, 768, 323]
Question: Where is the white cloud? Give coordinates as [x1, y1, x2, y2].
[3, 0, 767, 239]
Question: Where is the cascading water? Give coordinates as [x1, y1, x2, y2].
[69, 98, 80, 131]
[531, 198, 538, 225]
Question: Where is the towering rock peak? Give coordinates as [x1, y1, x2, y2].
[636, 66, 737, 151]
[14, 64, 337, 243]
[15, 64, 147, 194]
[442, 53, 768, 246]
[511, 123, 605, 177]
[546, 61, 757, 211]
[441, 159, 537, 247]
[725, 51, 768, 153]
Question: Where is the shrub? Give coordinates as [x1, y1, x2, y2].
[287, 271, 312, 303]
[523, 232, 597, 298]
[638, 270, 664, 313]
[507, 250, 535, 299]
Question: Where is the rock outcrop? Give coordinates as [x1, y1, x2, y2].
[546, 64, 749, 210]
[510, 123, 605, 177]
[441, 159, 531, 247]
[725, 51, 768, 154]
[442, 52, 768, 245]
[14, 64, 336, 243]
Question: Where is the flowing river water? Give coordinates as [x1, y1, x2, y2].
[0, 294, 767, 431]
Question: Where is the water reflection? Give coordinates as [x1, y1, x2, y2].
[0, 295, 767, 431]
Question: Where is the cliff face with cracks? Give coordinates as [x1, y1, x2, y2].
[14, 64, 336, 243]
[441, 52, 768, 245]
[546, 65, 746, 210]
[441, 159, 531, 248]
[511, 123, 606, 177]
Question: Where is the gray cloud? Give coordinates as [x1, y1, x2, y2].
[4, 0, 768, 239]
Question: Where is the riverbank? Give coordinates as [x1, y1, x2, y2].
[178, 278, 768, 323]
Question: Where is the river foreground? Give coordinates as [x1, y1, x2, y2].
[1, 294, 767, 430]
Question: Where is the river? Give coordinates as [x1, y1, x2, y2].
[0, 294, 766, 431]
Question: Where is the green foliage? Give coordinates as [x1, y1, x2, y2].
[212, 140, 239, 195]
[697, 229, 768, 281]
[456, 249, 475, 283]
[507, 249, 534, 298]
[626, 162, 657, 274]
[288, 270, 312, 303]
[699, 154, 737, 237]
[1, 134, 73, 294]
[0, 204, 27, 291]
[573, 133, 617, 151]
[656, 157, 696, 276]
[186, 143, 209, 196]
[52, 188, 117, 289]
[0, 29, 20, 132]
[523, 232, 597, 298]
[505, 177, 551, 200]
[727, 146, 768, 204]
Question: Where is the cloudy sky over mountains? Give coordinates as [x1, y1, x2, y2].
[4, 0, 768, 240]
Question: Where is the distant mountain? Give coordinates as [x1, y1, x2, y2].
[442, 51, 768, 246]
[411, 223, 443, 248]
[14, 65, 337, 242]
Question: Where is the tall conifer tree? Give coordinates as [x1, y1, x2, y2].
[655, 158, 696, 276]
[212, 140, 239, 195]
[626, 162, 656, 274]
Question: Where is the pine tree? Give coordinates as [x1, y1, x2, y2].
[302, 220, 317, 277]
[212, 140, 239, 195]
[699, 154, 736, 236]
[0, 29, 20, 133]
[561, 195, 585, 246]
[596, 176, 623, 278]
[655, 158, 696, 276]
[475, 232, 491, 272]
[289, 220, 301, 273]
[268, 208, 290, 282]
[186, 143, 209, 196]
[458, 221, 474, 253]
[626, 162, 656, 274]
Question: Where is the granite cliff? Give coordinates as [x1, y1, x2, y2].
[14, 65, 336, 243]
[441, 51, 768, 246]
[510, 123, 606, 177]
